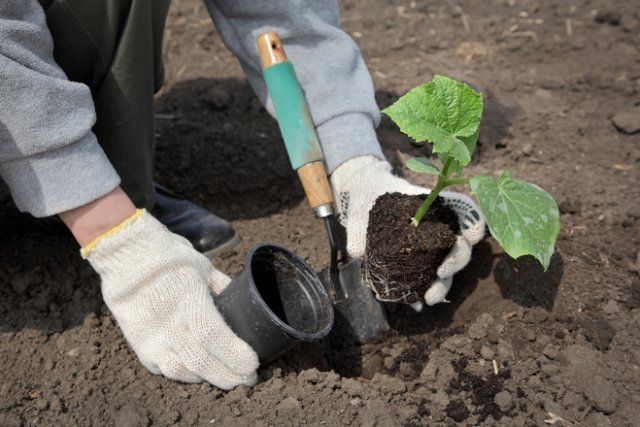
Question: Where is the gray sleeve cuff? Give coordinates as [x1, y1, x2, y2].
[0, 132, 121, 217]
[316, 113, 385, 173]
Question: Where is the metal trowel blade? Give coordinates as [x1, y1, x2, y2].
[321, 257, 389, 344]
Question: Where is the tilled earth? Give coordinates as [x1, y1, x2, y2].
[1, 0, 640, 425]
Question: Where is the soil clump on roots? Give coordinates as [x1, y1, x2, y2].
[364, 192, 458, 304]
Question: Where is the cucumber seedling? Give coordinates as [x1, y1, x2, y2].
[383, 75, 560, 269]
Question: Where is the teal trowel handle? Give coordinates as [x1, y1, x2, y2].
[263, 61, 323, 169]
[257, 32, 334, 217]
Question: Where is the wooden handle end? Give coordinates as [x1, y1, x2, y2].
[257, 32, 288, 70]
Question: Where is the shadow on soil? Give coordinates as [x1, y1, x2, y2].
[154, 78, 303, 221]
[494, 251, 564, 310]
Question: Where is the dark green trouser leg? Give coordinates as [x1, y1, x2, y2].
[41, 0, 171, 210]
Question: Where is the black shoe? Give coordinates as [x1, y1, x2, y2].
[151, 184, 240, 258]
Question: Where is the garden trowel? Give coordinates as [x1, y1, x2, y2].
[256, 32, 389, 343]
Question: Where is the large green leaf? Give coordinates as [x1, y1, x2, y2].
[406, 157, 440, 175]
[470, 171, 560, 270]
[382, 75, 483, 167]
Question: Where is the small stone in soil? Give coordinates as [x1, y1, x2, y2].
[611, 106, 640, 134]
[66, 347, 80, 358]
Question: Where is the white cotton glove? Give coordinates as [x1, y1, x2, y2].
[81, 210, 258, 390]
[330, 156, 485, 308]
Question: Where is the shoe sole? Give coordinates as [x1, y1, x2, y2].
[202, 232, 242, 260]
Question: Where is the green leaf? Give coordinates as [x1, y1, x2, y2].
[406, 157, 440, 175]
[439, 128, 479, 175]
[460, 128, 479, 157]
[382, 75, 483, 167]
[470, 171, 560, 270]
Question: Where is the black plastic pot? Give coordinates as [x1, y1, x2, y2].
[214, 244, 334, 364]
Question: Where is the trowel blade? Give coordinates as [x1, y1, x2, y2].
[322, 257, 389, 343]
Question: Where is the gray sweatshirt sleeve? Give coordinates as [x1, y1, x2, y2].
[0, 0, 120, 217]
[203, 0, 384, 172]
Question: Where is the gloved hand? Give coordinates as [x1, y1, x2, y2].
[330, 156, 485, 308]
[81, 209, 258, 390]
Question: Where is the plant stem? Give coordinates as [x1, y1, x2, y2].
[441, 157, 453, 176]
[411, 176, 445, 226]
[444, 178, 470, 186]
[411, 158, 470, 226]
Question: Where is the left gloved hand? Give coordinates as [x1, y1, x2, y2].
[82, 210, 259, 389]
[330, 156, 485, 308]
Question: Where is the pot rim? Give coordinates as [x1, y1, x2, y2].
[244, 243, 334, 341]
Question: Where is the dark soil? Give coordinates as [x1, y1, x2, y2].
[1, 0, 640, 425]
[449, 357, 506, 422]
[364, 193, 459, 304]
[446, 398, 470, 422]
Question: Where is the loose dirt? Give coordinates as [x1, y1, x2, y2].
[364, 193, 458, 304]
[1, 0, 639, 425]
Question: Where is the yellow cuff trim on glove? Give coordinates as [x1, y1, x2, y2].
[80, 209, 144, 258]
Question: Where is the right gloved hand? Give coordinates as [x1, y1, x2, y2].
[331, 156, 485, 307]
[81, 209, 258, 390]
